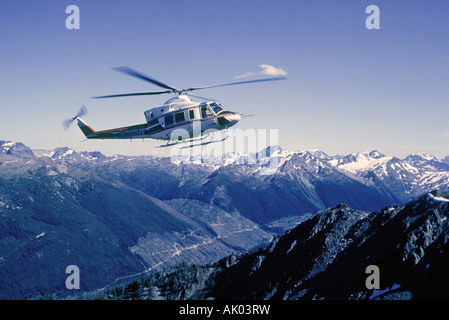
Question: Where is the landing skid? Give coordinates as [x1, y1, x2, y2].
[180, 134, 229, 149]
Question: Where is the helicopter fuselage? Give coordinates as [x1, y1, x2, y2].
[76, 96, 241, 142]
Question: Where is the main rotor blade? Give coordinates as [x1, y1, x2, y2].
[185, 76, 287, 92]
[92, 90, 172, 99]
[113, 67, 179, 92]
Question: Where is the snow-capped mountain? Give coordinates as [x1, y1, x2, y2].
[182, 147, 449, 205]
[8, 139, 446, 205]
[1, 139, 449, 299]
[0, 140, 35, 159]
[182, 146, 449, 206]
[327, 150, 449, 203]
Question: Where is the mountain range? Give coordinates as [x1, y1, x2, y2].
[1, 140, 448, 299]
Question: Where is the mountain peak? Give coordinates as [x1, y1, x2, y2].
[303, 149, 330, 160]
[365, 150, 386, 159]
[405, 153, 439, 162]
[0, 140, 35, 159]
[257, 145, 283, 158]
[52, 147, 76, 159]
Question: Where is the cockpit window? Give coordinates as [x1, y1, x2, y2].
[201, 105, 214, 118]
[209, 102, 223, 114]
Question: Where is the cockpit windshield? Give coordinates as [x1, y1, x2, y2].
[209, 102, 224, 114]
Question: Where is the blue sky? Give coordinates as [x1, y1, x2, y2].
[1, 0, 448, 157]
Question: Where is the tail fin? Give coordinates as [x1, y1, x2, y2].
[76, 118, 96, 137]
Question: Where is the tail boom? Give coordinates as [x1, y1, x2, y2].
[76, 118, 149, 139]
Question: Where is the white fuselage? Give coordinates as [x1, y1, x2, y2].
[144, 96, 240, 141]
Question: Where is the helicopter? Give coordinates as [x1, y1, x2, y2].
[63, 67, 286, 147]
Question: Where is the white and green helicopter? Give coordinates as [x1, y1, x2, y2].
[64, 67, 286, 147]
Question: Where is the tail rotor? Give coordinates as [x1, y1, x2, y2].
[63, 105, 88, 131]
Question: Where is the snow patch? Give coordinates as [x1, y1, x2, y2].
[286, 240, 297, 254]
[427, 193, 449, 203]
[338, 156, 392, 174]
[62, 149, 74, 157]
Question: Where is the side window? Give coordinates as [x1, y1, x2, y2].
[189, 109, 195, 120]
[175, 112, 185, 123]
[164, 115, 174, 126]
